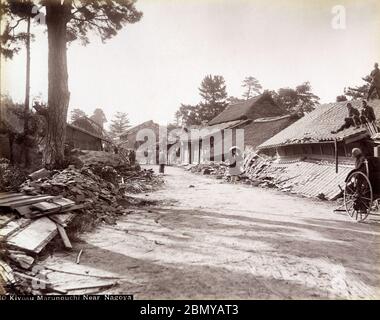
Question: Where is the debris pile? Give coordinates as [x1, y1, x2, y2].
[0, 150, 164, 294]
[243, 151, 353, 199]
[0, 191, 81, 294]
[187, 162, 228, 179]
[0, 159, 28, 192]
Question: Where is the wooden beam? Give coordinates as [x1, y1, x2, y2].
[55, 224, 72, 250]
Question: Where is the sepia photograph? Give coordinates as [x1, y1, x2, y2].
[0, 0, 379, 307]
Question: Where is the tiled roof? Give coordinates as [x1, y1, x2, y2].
[258, 99, 380, 149]
[122, 120, 159, 136]
[245, 156, 353, 200]
[238, 115, 298, 149]
[66, 123, 111, 142]
[208, 94, 285, 125]
[180, 120, 244, 141]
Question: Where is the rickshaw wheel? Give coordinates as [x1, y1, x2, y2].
[344, 171, 373, 222]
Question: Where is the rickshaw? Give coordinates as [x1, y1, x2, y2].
[343, 156, 380, 222]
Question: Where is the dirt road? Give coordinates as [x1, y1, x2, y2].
[41, 166, 380, 299]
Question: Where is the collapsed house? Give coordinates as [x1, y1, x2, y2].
[246, 99, 380, 199]
[179, 93, 297, 164]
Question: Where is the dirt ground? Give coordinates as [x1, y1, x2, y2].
[40, 165, 380, 299]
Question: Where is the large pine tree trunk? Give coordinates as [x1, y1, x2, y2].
[24, 16, 31, 168]
[43, 3, 70, 168]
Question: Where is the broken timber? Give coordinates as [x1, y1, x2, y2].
[6, 214, 75, 254]
[0, 191, 81, 255]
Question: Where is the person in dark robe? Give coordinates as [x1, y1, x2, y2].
[331, 103, 361, 134]
[367, 62, 380, 100]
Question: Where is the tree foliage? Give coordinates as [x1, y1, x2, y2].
[0, 0, 37, 59]
[198, 75, 228, 123]
[227, 96, 244, 104]
[242, 76, 262, 100]
[273, 82, 320, 114]
[90, 108, 107, 128]
[174, 104, 201, 127]
[1, 0, 143, 168]
[175, 75, 228, 126]
[109, 111, 130, 138]
[70, 108, 87, 122]
[336, 95, 348, 102]
[343, 75, 377, 100]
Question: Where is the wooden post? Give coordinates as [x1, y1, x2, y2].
[334, 139, 338, 173]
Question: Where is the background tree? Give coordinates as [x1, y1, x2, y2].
[198, 75, 228, 123]
[109, 112, 131, 138]
[174, 104, 201, 127]
[242, 76, 262, 100]
[0, 0, 39, 167]
[1, 0, 143, 168]
[70, 108, 87, 123]
[227, 96, 243, 104]
[344, 75, 377, 100]
[90, 108, 107, 129]
[273, 82, 319, 114]
[336, 95, 348, 102]
[295, 82, 320, 113]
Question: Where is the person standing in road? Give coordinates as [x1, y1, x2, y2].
[159, 148, 166, 174]
[227, 146, 243, 183]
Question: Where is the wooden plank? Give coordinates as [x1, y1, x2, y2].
[8, 251, 35, 269]
[3, 196, 60, 209]
[52, 198, 76, 209]
[49, 215, 67, 227]
[30, 204, 84, 219]
[6, 213, 75, 254]
[0, 193, 22, 200]
[0, 214, 16, 228]
[14, 206, 33, 218]
[0, 218, 32, 238]
[0, 195, 34, 205]
[32, 201, 61, 213]
[55, 224, 72, 249]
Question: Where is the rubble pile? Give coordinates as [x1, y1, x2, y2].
[0, 159, 28, 192]
[20, 166, 126, 225]
[243, 153, 281, 188]
[188, 162, 228, 179]
[19, 165, 162, 226]
[243, 151, 350, 200]
[0, 151, 164, 295]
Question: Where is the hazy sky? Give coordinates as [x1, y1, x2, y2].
[2, 0, 380, 127]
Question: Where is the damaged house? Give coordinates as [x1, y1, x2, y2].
[0, 105, 109, 163]
[249, 99, 380, 200]
[119, 120, 160, 164]
[180, 93, 297, 164]
[66, 116, 109, 151]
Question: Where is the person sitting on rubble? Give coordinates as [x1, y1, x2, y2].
[227, 146, 243, 184]
[331, 103, 361, 134]
[367, 62, 380, 100]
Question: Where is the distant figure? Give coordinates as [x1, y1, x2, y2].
[367, 62, 380, 100]
[158, 149, 166, 174]
[227, 146, 243, 183]
[331, 103, 360, 134]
